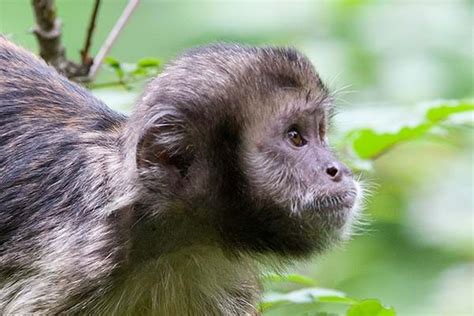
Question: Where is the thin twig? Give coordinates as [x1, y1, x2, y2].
[88, 0, 140, 81]
[81, 0, 102, 66]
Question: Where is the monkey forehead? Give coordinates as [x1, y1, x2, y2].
[153, 44, 327, 103]
[239, 86, 332, 130]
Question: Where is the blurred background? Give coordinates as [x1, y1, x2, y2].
[1, 0, 472, 315]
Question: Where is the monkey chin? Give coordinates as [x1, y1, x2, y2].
[286, 180, 364, 257]
[220, 181, 364, 259]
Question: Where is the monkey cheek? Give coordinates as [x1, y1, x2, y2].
[338, 181, 365, 241]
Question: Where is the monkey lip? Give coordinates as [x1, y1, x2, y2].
[309, 191, 357, 213]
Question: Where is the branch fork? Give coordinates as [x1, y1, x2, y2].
[31, 0, 139, 82]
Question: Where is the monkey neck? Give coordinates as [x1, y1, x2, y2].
[126, 202, 222, 261]
[100, 244, 260, 315]
[100, 203, 261, 315]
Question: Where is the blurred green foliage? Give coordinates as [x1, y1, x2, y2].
[261, 273, 396, 315]
[1, 0, 472, 315]
[261, 98, 473, 316]
[99, 56, 161, 89]
[345, 100, 474, 161]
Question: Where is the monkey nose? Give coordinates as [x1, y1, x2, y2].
[325, 163, 351, 182]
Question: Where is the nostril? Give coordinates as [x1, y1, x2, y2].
[326, 166, 339, 178]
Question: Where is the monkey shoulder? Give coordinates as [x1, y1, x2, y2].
[0, 39, 127, 272]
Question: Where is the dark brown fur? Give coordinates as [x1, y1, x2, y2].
[0, 38, 361, 314]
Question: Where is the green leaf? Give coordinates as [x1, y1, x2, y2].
[259, 300, 290, 312]
[261, 301, 335, 315]
[261, 288, 347, 313]
[103, 56, 120, 68]
[317, 296, 358, 304]
[266, 302, 343, 315]
[346, 299, 396, 316]
[263, 273, 317, 286]
[345, 99, 474, 160]
[263, 288, 347, 305]
[131, 67, 148, 76]
[346, 123, 432, 159]
[260, 285, 395, 315]
[103, 56, 124, 80]
[425, 100, 474, 122]
[137, 57, 161, 68]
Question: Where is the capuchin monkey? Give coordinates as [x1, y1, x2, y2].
[0, 37, 362, 315]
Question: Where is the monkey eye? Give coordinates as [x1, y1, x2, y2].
[287, 126, 307, 147]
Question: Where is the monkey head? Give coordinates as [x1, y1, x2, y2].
[127, 44, 362, 258]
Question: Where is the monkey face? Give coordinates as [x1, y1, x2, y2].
[245, 95, 358, 219]
[226, 89, 362, 256]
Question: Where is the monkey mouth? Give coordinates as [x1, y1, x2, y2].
[308, 190, 358, 213]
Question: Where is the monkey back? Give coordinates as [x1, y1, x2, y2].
[0, 37, 129, 313]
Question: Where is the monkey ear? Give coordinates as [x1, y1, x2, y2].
[136, 113, 193, 176]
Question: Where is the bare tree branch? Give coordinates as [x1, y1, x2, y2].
[31, 0, 82, 77]
[80, 0, 101, 67]
[31, 0, 140, 82]
[88, 0, 140, 81]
